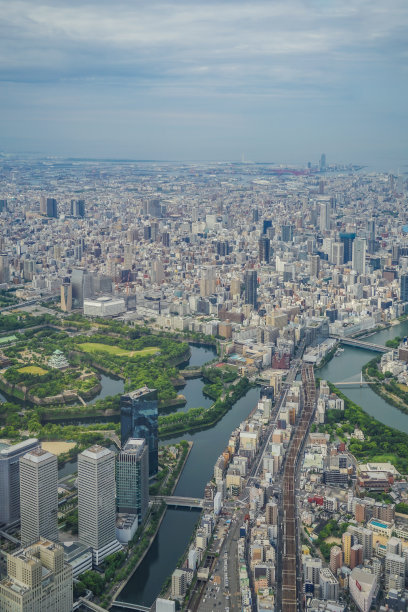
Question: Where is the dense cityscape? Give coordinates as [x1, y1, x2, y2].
[0, 156, 408, 612]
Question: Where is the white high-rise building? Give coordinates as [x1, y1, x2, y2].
[19, 448, 58, 545]
[331, 242, 344, 266]
[319, 200, 330, 232]
[0, 438, 39, 526]
[352, 237, 367, 275]
[78, 445, 122, 565]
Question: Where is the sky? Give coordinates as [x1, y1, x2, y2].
[0, 0, 407, 166]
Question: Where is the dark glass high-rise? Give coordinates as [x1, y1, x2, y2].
[120, 387, 158, 476]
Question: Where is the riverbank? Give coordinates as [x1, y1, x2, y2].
[108, 441, 193, 609]
[362, 358, 408, 417]
[326, 382, 408, 474]
[158, 377, 252, 439]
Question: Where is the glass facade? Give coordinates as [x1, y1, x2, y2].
[120, 387, 158, 476]
[116, 439, 149, 519]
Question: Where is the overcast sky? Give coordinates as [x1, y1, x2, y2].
[1, 0, 407, 166]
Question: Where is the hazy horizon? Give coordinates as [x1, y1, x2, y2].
[1, 0, 407, 165]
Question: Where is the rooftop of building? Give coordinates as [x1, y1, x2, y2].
[22, 447, 55, 463]
[0, 438, 38, 457]
[125, 386, 156, 399]
[81, 444, 112, 460]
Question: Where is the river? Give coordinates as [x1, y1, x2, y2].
[111, 347, 260, 610]
[318, 320, 408, 434]
[115, 322, 408, 609]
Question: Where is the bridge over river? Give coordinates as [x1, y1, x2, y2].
[330, 334, 391, 353]
[150, 495, 204, 508]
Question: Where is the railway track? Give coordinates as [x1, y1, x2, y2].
[281, 364, 316, 612]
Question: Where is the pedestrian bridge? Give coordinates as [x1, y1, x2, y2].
[151, 495, 204, 508]
[330, 335, 391, 353]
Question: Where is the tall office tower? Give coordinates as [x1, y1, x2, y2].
[143, 225, 152, 240]
[258, 236, 270, 264]
[366, 218, 376, 254]
[281, 224, 294, 242]
[309, 254, 320, 278]
[339, 232, 356, 264]
[116, 439, 149, 521]
[0, 439, 39, 526]
[320, 153, 326, 171]
[60, 279, 72, 312]
[217, 240, 229, 257]
[0, 539, 73, 612]
[352, 237, 367, 275]
[342, 531, 352, 566]
[148, 198, 162, 217]
[252, 208, 259, 222]
[230, 278, 241, 298]
[71, 268, 92, 308]
[78, 445, 121, 565]
[40, 196, 58, 218]
[0, 199, 7, 212]
[162, 231, 170, 247]
[262, 219, 272, 235]
[0, 253, 10, 283]
[200, 266, 216, 297]
[331, 242, 344, 266]
[19, 448, 58, 545]
[120, 387, 158, 476]
[71, 199, 85, 217]
[319, 200, 330, 232]
[400, 274, 408, 302]
[151, 259, 165, 284]
[151, 221, 159, 241]
[244, 270, 258, 308]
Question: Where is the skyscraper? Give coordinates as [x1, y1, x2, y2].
[0, 438, 39, 526]
[19, 448, 58, 545]
[0, 253, 10, 283]
[40, 196, 58, 218]
[352, 237, 367, 275]
[71, 268, 93, 308]
[320, 153, 326, 171]
[331, 242, 344, 266]
[319, 200, 330, 232]
[281, 224, 294, 242]
[258, 236, 270, 264]
[71, 199, 85, 218]
[78, 445, 121, 565]
[0, 539, 73, 612]
[120, 387, 158, 475]
[309, 254, 320, 278]
[244, 270, 257, 308]
[60, 279, 72, 312]
[116, 439, 149, 520]
[200, 266, 217, 297]
[339, 232, 356, 264]
[400, 274, 408, 302]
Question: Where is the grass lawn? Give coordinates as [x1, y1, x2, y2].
[17, 365, 47, 375]
[77, 342, 159, 358]
[370, 454, 400, 464]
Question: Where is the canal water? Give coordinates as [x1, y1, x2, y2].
[318, 320, 408, 434]
[112, 344, 260, 610]
[115, 321, 408, 609]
